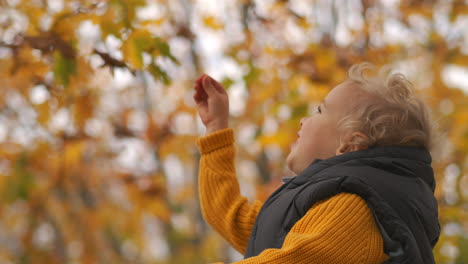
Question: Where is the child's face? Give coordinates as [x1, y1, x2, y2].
[286, 82, 360, 175]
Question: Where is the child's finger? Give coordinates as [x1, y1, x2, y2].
[194, 75, 206, 96]
[194, 84, 207, 102]
[196, 81, 208, 95]
[202, 75, 217, 96]
[195, 74, 204, 86]
[200, 89, 207, 100]
[194, 81, 201, 92]
[194, 91, 205, 104]
[207, 76, 227, 95]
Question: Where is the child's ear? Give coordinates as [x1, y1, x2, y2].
[336, 132, 369, 155]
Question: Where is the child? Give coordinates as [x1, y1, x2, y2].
[193, 63, 439, 264]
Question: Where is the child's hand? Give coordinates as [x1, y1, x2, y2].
[193, 74, 229, 134]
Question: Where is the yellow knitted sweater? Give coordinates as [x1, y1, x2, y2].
[196, 128, 389, 264]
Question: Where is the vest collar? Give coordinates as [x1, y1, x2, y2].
[287, 145, 435, 191]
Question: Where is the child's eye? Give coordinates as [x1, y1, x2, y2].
[317, 105, 322, 114]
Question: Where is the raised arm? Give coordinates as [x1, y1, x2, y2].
[196, 128, 263, 253]
[194, 75, 262, 253]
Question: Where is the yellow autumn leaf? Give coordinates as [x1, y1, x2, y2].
[35, 102, 50, 125]
[64, 140, 85, 169]
[93, 8, 123, 38]
[254, 81, 281, 101]
[146, 199, 171, 222]
[121, 29, 154, 69]
[315, 49, 336, 71]
[52, 12, 92, 42]
[306, 83, 331, 101]
[158, 135, 197, 162]
[293, 17, 310, 30]
[258, 131, 294, 148]
[23, 7, 45, 35]
[401, 6, 433, 18]
[203, 16, 224, 30]
[73, 92, 95, 131]
[140, 18, 166, 27]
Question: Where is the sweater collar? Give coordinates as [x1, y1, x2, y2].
[287, 145, 435, 191]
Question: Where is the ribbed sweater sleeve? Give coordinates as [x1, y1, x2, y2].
[196, 128, 263, 254]
[196, 128, 388, 264]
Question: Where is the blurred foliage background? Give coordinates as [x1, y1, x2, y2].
[0, 0, 467, 263]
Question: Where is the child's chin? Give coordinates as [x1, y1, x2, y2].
[285, 152, 294, 168]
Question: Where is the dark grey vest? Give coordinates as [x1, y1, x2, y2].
[244, 146, 439, 264]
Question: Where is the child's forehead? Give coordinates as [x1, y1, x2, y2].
[326, 82, 357, 102]
[325, 82, 371, 111]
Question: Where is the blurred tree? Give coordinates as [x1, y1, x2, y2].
[0, 0, 466, 263]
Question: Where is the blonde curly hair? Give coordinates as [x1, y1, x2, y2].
[338, 63, 436, 152]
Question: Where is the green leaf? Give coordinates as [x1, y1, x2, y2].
[122, 30, 179, 70]
[148, 64, 170, 84]
[2, 154, 34, 202]
[152, 37, 179, 65]
[111, 0, 146, 23]
[291, 103, 309, 118]
[96, 10, 124, 38]
[221, 77, 235, 89]
[53, 51, 76, 87]
[243, 61, 261, 86]
[456, 236, 468, 264]
[122, 32, 146, 69]
[131, 37, 146, 69]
